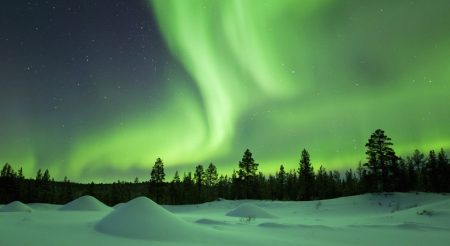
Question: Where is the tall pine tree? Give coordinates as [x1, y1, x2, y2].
[238, 149, 259, 199]
[298, 149, 314, 200]
[150, 158, 165, 203]
[364, 129, 397, 192]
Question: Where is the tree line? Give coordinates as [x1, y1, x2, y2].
[0, 129, 449, 205]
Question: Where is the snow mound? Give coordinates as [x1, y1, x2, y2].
[0, 201, 33, 212]
[59, 195, 112, 211]
[226, 203, 277, 218]
[95, 196, 194, 241]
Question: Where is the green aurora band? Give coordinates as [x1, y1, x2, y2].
[2, 0, 450, 182]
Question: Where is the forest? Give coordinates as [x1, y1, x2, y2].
[1, 129, 449, 205]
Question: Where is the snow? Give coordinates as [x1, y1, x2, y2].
[0, 193, 449, 246]
[225, 203, 277, 218]
[59, 195, 112, 211]
[95, 196, 198, 241]
[0, 201, 33, 212]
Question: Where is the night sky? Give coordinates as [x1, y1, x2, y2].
[1, 0, 449, 182]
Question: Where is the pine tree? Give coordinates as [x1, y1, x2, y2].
[182, 172, 195, 203]
[36, 169, 43, 181]
[205, 163, 218, 200]
[150, 158, 165, 184]
[43, 169, 51, 182]
[437, 148, 449, 192]
[205, 163, 218, 187]
[426, 150, 438, 191]
[194, 164, 205, 202]
[276, 165, 286, 200]
[0, 163, 19, 203]
[286, 170, 298, 200]
[298, 149, 314, 200]
[17, 167, 24, 180]
[173, 171, 181, 183]
[364, 129, 397, 192]
[394, 157, 408, 192]
[150, 158, 165, 203]
[231, 169, 241, 199]
[315, 165, 328, 199]
[343, 169, 357, 195]
[217, 175, 230, 199]
[410, 149, 425, 190]
[238, 149, 259, 199]
[194, 165, 205, 186]
[169, 171, 181, 204]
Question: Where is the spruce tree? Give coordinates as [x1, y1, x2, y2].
[205, 163, 218, 187]
[276, 165, 286, 200]
[238, 149, 259, 199]
[205, 163, 218, 200]
[169, 171, 181, 204]
[150, 158, 165, 184]
[315, 165, 328, 199]
[298, 149, 314, 200]
[17, 167, 24, 180]
[426, 150, 438, 191]
[182, 172, 194, 203]
[36, 169, 43, 181]
[410, 149, 425, 190]
[364, 129, 397, 192]
[286, 170, 298, 200]
[150, 158, 165, 203]
[194, 164, 205, 202]
[437, 148, 449, 192]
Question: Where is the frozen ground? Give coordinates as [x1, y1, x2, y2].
[0, 192, 449, 246]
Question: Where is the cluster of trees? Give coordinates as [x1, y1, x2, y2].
[1, 129, 449, 205]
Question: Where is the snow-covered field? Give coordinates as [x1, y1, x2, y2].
[1, 193, 449, 246]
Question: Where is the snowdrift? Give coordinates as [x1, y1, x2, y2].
[226, 203, 276, 218]
[59, 195, 112, 211]
[95, 196, 195, 241]
[0, 201, 33, 212]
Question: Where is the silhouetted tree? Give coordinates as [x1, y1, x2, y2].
[149, 158, 165, 203]
[194, 164, 205, 202]
[150, 158, 165, 184]
[182, 172, 195, 203]
[393, 157, 408, 192]
[276, 165, 286, 200]
[0, 163, 19, 202]
[231, 169, 241, 199]
[36, 169, 43, 181]
[315, 165, 328, 199]
[364, 129, 397, 192]
[217, 175, 231, 199]
[285, 170, 298, 200]
[425, 150, 438, 191]
[205, 163, 218, 187]
[410, 149, 425, 190]
[238, 149, 259, 199]
[298, 149, 314, 200]
[205, 163, 218, 200]
[437, 148, 449, 192]
[343, 169, 357, 196]
[169, 171, 182, 204]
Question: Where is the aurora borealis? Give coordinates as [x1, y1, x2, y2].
[1, 0, 449, 182]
